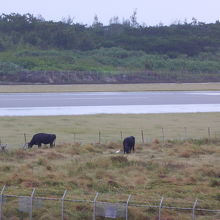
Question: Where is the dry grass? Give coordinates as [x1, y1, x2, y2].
[0, 82, 220, 93]
[0, 140, 220, 219]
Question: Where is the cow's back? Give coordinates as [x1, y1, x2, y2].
[123, 136, 135, 153]
[123, 136, 135, 146]
[31, 133, 55, 144]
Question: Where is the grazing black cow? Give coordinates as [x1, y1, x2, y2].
[28, 133, 56, 148]
[123, 136, 135, 154]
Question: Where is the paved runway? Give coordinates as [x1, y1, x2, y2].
[1, 91, 220, 116]
[0, 91, 220, 108]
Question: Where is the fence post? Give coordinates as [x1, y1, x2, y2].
[29, 188, 35, 220]
[161, 128, 165, 144]
[126, 194, 131, 220]
[98, 131, 101, 144]
[23, 133, 28, 148]
[120, 131, 123, 141]
[24, 133, 27, 145]
[61, 190, 67, 220]
[93, 192, 99, 220]
[208, 127, 211, 140]
[192, 199, 198, 220]
[158, 197, 164, 220]
[141, 130, 144, 144]
[0, 185, 6, 220]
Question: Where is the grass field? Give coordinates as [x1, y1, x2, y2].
[0, 82, 220, 93]
[1, 113, 220, 148]
[0, 140, 220, 219]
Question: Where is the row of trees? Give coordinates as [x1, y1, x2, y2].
[0, 13, 220, 56]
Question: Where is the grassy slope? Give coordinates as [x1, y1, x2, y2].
[1, 48, 220, 74]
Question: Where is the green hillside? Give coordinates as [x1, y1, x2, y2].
[0, 13, 220, 83]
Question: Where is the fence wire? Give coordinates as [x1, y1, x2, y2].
[1, 126, 220, 149]
[0, 186, 220, 220]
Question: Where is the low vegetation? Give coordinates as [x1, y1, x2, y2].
[0, 139, 220, 219]
[1, 48, 220, 74]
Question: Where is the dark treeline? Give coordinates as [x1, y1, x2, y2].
[1, 13, 220, 56]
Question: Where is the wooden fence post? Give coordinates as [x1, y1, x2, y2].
[120, 131, 123, 141]
[141, 130, 144, 144]
[208, 127, 211, 140]
[98, 131, 101, 144]
[24, 133, 27, 145]
[161, 128, 165, 144]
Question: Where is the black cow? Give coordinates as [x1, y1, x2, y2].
[28, 133, 56, 148]
[123, 136, 135, 154]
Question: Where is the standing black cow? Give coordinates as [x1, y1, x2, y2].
[28, 133, 56, 148]
[123, 136, 135, 154]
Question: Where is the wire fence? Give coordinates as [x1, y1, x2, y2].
[1, 126, 220, 150]
[0, 186, 220, 220]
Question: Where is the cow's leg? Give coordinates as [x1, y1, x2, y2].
[38, 143, 41, 148]
[124, 146, 129, 154]
[125, 145, 130, 154]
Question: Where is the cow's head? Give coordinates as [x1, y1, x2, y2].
[27, 142, 32, 148]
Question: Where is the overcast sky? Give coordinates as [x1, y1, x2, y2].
[1, 0, 220, 26]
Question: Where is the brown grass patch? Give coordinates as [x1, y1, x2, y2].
[0, 140, 219, 216]
[179, 151, 191, 158]
[46, 151, 65, 160]
[198, 166, 219, 177]
[14, 149, 35, 159]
